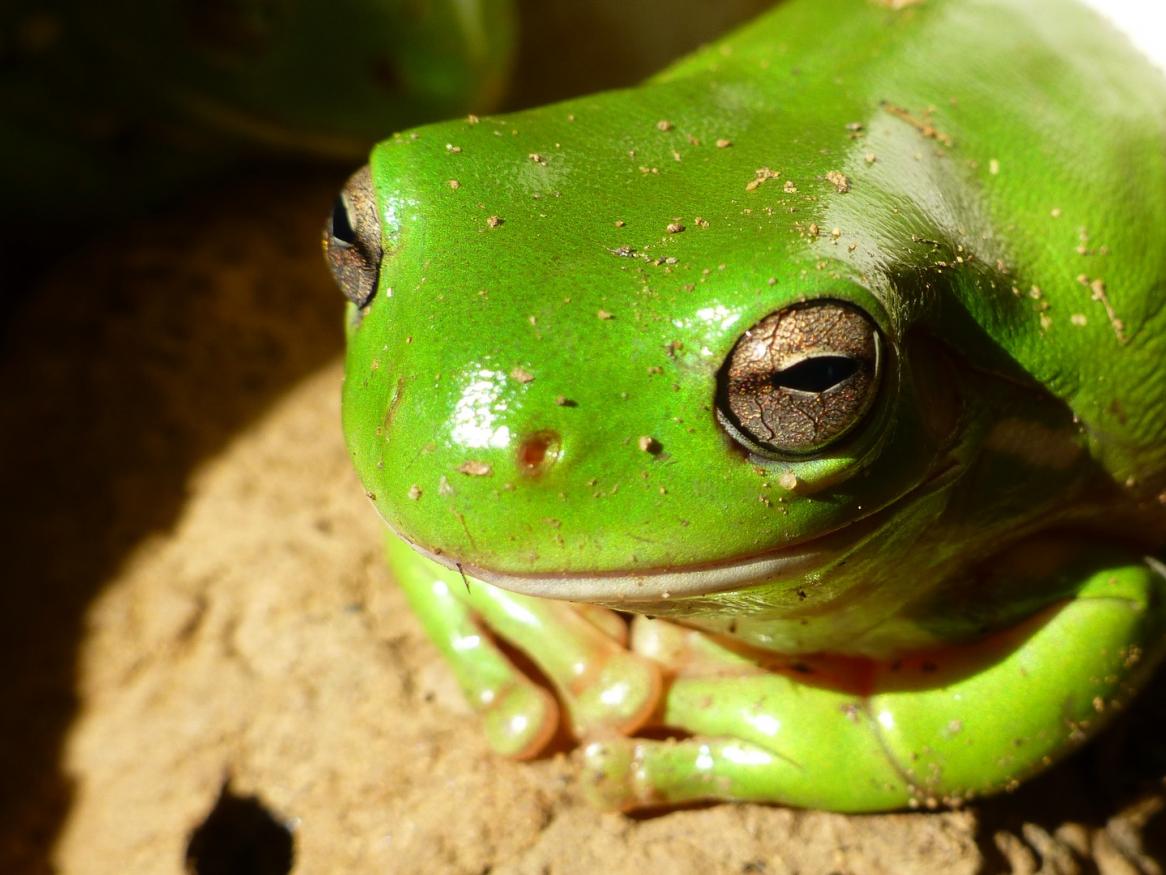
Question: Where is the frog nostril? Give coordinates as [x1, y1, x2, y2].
[517, 430, 560, 476]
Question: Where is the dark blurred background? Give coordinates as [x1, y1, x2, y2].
[0, 0, 777, 322]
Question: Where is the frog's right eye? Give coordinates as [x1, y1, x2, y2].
[324, 165, 382, 308]
[716, 300, 883, 457]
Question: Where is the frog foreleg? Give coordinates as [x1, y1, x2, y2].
[389, 536, 662, 756]
[582, 551, 1166, 810]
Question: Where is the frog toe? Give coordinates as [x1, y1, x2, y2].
[463, 581, 663, 739]
[580, 731, 904, 812]
[389, 538, 665, 748]
[482, 681, 559, 760]
[569, 649, 662, 737]
[581, 736, 776, 811]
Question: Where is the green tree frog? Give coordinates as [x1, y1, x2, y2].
[326, 0, 1166, 811]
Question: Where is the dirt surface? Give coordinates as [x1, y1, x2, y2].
[1, 175, 1164, 875]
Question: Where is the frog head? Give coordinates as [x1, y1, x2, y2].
[329, 80, 1111, 657]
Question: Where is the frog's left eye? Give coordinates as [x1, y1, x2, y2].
[716, 300, 883, 456]
[324, 165, 382, 308]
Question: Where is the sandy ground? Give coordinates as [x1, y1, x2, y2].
[1, 174, 1164, 875]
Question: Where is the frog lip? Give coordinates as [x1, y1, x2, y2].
[402, 488, 915, 604]
[402, 454, 965, 602]
[413, 536, 841, 603]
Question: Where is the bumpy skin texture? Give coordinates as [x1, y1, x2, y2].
[335, 0, 1166, 810]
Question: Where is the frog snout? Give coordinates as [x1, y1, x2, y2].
[515, 429, 561, 477]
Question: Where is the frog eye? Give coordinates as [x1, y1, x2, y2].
[716, 300, 883, 456]
[324, 165, 382, 308]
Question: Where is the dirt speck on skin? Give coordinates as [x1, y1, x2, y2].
[880, 101, 954, 147]
[0, 176, 1163, 875]
[825, 170, 850, 192]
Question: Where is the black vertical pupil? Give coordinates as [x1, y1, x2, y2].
[772, 356, 858, 393]
[330, 195, 357, 246]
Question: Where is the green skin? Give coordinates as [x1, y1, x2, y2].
[334, 0, 1166, 811]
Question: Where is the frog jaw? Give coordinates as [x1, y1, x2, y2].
[393, 454, 961, 606]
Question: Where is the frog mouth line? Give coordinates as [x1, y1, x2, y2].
[403, 468, 954, 603]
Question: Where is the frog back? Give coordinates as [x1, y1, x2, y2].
[658, 0, 1166, 492]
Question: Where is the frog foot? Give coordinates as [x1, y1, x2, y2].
[388, 537, 662, 758]
[582, 556, 1166, 811]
